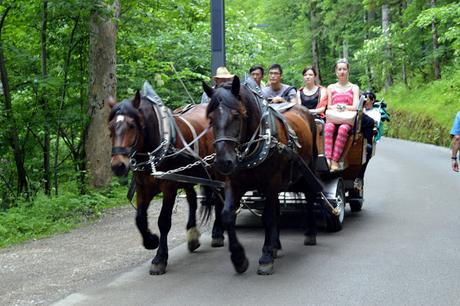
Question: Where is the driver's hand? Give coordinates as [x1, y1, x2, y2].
[272, 96, 285, 104]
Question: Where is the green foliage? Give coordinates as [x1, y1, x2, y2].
[0, 180, 128, 248]
[412, 2, 460, 57]
[383, 67, 460, 146]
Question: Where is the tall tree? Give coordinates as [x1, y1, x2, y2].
[430, 0, 441, 79]
[382, 3, 393, 89]
[309, 0, 321, 83]
[85, 0, 120, 188]
[0, 6, 29, 196]
[40, 0, 51, 195]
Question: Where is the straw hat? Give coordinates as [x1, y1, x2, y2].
[213, 66, 234, 79]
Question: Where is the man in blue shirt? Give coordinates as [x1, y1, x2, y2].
[450, 111, 460, 172]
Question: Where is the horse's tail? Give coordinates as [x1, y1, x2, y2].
[199, 185, 215, 224]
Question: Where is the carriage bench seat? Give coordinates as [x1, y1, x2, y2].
[269, 101, 297, 113]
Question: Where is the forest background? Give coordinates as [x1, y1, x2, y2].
[0, 0, 459, 246]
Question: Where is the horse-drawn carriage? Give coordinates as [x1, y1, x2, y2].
[109, 79, 386, 275]
[238, 80, 380, 232]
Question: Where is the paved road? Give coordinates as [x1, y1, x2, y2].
[54, 138, 460, 306]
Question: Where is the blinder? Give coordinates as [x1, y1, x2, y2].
[111, 146, 134, 156]
[110, 109, 141, 158]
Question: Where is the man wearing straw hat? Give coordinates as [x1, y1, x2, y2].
[201, 66, 234, 103]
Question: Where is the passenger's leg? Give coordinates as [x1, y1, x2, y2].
[324, 122, 336, 163]
[332, 123, 352, 162]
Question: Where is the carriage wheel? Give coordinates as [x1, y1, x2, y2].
[325, 179, 345, 232]
[349, 198, 363, 212]
[348, 188, 363, 212]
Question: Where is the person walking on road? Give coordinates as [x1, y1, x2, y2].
[451, 111, 460, 172]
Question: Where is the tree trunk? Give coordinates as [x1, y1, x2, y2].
[0, 7, 29, 196]
[399, 0, 408, 87]
[342, 40, 349, 60]
[309, 3, 321, 83]
[41, 0, 51, 195]
[430, 0, 441, 79]
[366, 2, 376, 89]
[85, 0, 120, 188]
[382, 3, 393, 90]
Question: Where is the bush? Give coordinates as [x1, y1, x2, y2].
[0, 181, 127, 248]
[382, 68, 460, 146]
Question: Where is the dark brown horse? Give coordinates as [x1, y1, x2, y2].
[204, 76, 322, 275]
[109, 83, 223, 275]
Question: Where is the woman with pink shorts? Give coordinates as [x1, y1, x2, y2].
[325, 59, 360, 171]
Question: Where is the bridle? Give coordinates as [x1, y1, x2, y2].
[212, 96, 246, 151]
[110, 116, 142, 159]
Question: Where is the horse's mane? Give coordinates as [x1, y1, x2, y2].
[108, 98, 141, 124]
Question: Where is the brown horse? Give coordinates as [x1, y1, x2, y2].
[109, 83, 223, 275]
[204, 76, 322, 275]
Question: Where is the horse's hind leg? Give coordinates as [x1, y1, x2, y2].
[150, 188, 177, 275]
[304, 193, 317, 246]
[135, 183, 159, 250]
[258, 195, 278, 275]
[184, 186, 201, 252]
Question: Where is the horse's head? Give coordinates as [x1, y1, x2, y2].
[108, 90, 145, 177]
[204, 76, 247, 175]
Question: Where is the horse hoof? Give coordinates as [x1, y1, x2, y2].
[211, 237, 224, 248]
[188, 240, 201, 253]
[257, 263, 274, 275]
[304, 235, 317, 246]
[234, 257, 249, 274]
[144, 234, 160, 250]
[150, 262, 167, 275]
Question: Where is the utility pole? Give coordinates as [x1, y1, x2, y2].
[210, 0, 225, 76]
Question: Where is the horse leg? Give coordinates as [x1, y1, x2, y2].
[257, 194, 278, 275]
[222, 183, 248, 274]
[184, 185, 201, 252]
[273, 199, 282, 258]
[211, 190, 225, 247]
[304, 193, 318, 246]
[150, 187, 177, 275]
[135, 182, 160, 250]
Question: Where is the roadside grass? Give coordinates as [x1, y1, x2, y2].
[0, 179, 129, 248]
[381, 68, 460, 146]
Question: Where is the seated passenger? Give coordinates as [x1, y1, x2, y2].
[296, 66, 327, 119]
[201, 66, 234, 103]
[262, 63, 297, 104]
[363, 91, 381, 124]
[325, 58, 360, 171]
[249, 64, 265, 88]
[361, 91, 378, 144]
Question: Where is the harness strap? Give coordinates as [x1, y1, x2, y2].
[177, 116, 199, 155]
[112, 146, 132, 156]
[269, 106, 302, 149]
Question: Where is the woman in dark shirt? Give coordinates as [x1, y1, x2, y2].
[297, 66, 327, 118]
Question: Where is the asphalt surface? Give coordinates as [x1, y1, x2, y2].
[51, 138, 460, 306]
